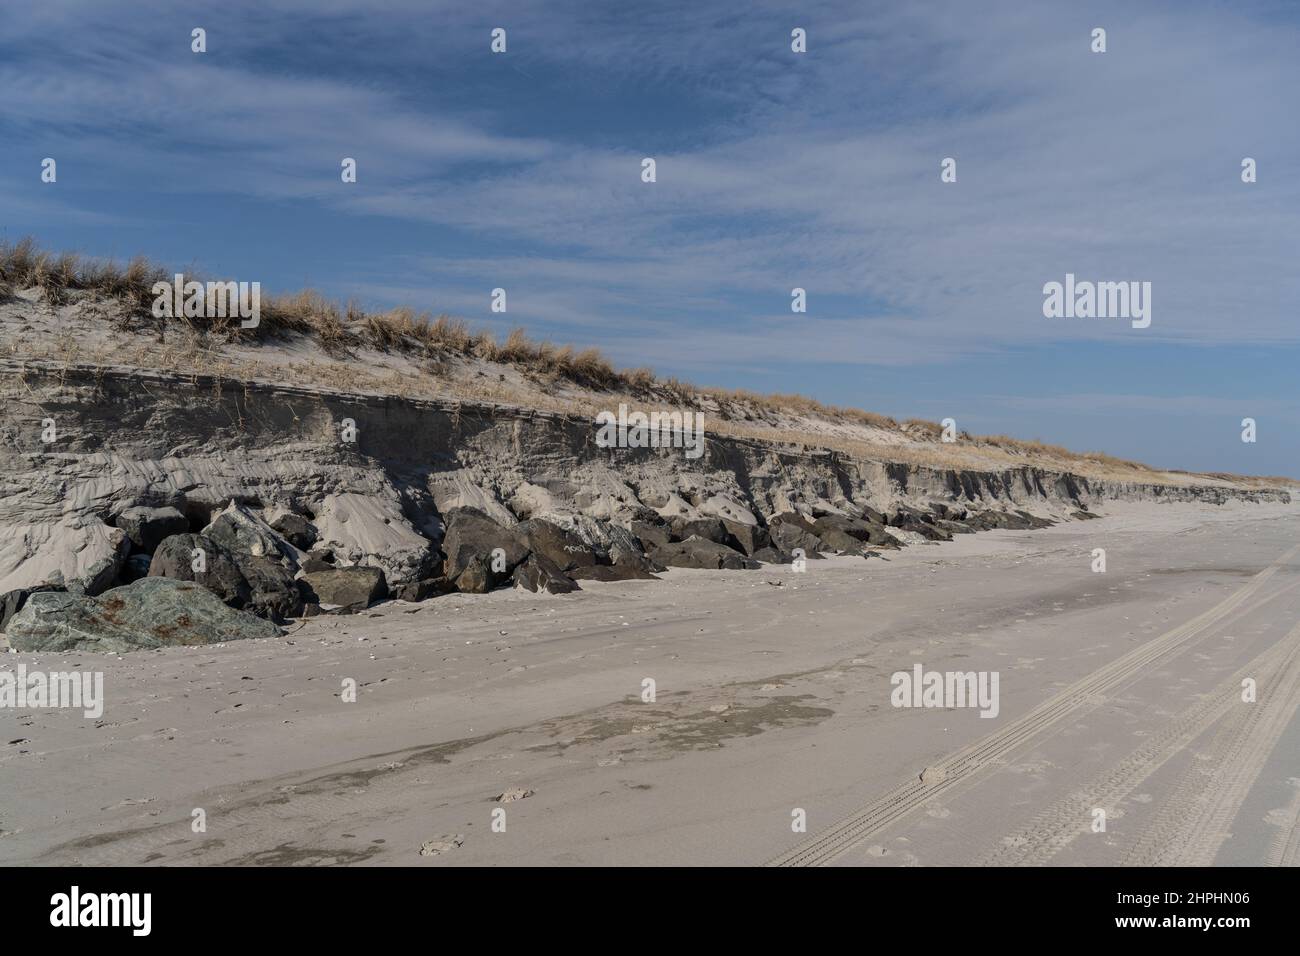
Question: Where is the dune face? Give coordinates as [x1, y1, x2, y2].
[0, 351, 1287, 626]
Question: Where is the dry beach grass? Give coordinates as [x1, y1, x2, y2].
[2, 238, 1293, 491]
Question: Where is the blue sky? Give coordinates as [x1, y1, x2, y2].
[2, 0, 1297, 476]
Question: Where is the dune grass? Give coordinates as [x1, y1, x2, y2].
[4, 237, 1293, 488]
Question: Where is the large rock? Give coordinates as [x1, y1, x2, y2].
[269, 512, 318, 550]
[77, 554, 125, 597]
[149, 532, 304, 620]
[5, 577, 282, 653]
[298, 567, 387, 613]
[812, 514, 901, 550]
[964, 509, 1053, 531]
[768, 513, 825, 556]
[442, 508, 529, 589]
[148, 533, 252, 609]
[238, 554, 305, 619]
[629, 519, 670, 552]
[656, 537, 758, 571]
[721, 518, 771, 556]
[454, 559, 496, 594]
[887, 506, 952, 542]
[512, 554, 580, 594]
[203, 502, 303, 567]
[606, 524, 659, 573]
[667, 516, 730, 545]
[115, 505, 190, 553]
[522, 519, 602, 571]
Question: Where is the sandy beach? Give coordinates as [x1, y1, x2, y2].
[3, 500, 1297, 866]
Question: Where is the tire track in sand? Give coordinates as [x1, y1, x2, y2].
[981, 615, 1300, 866]
[1122, 621, 1300, 866]
[766, 544, 1300, 867]
[1264, 781, 1300, 867]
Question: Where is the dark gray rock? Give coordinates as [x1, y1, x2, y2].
[238, 554, 305, 620]
[149, 533, 253, 611]
[768, 515, 825, 557]
[667, 517, 729, 545]
[270, 512, 319, 550]
[5, 577, 282, 653]
[300, 551, 336, 573]
[453, 558, 496, 594]
[203, 503, 301, 567]
[812, 514, 902, 550]
[629, 519, 670, 551]
[512, 553, 581, 593]
[598, 523, 658, 573]
[442, 508, 529, 588]
[964, 510, 1054, 532]
[298, 566, 387, 614]
[116, 505, 190, 553]
[721, 518, 770, 556]
[522, 519, 602, 571]
[887, 507, 952, 541]
[657, 537, 758, 570]
[81, 555, 124, 596]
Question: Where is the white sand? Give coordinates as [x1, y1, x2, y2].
[2, 500, 1298, 866]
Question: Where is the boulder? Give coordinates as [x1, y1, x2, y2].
[300, 551, 336, 573]
[606, 524, 659, 573]
[238, 554, 305, 619]
[80, 554, 125, 597]
[512, 554, 581, 594]
[203, 502, 303, 567]
[453, 558, 496, 594]
[115, 505, 190, 553]
[965, 510, 1054, 532]
[657, 537, 758, 571]
[270, 512, 319, 550]
[813, 514, 901, 549]
[887, 507, 952, 542]
[148, 533, 252, 610]
[768, 514, 825, 556]
[522, 519, 602, 571]
[721, 518, 771, 556]
[148, 533, 303, 620]
[5, 578, 282, 653]
[442, 508, 529, 588]
[667, 516, 729, 545]
[298, 567, 387, 614]
[629, 519, 670, 551]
